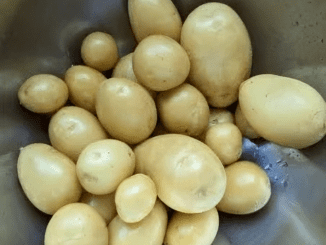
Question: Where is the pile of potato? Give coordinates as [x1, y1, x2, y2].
[17, 1, 326, 244]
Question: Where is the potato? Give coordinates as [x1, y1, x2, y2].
[239, 74, 326, 148]
[157, 83, 210, 137]
[128, 0, 182, 42]
[134, 134, 226, 213]
[115, 174, 157, 223]
[112, 53, 156, 98]
[96, 78, 157, 144]
[205, 123, 242, 165]
[76, 139, 135, 195]
[81, 32, 119, 71]
[49, 106, 108, 161]
[164, 207, 219, 245]
[44, 203, 108, 245]
[64, 65, 106, 113]
[235, 104, 260, 139]
[133, 35, 190, 91]
[108, 199, 168, 245]
[181, 3, 252, 107]
[80, 192, 117, 225]
[17, 143, 82, 215]
[18, 74, 68, 113]
[216, 161, 271, 214]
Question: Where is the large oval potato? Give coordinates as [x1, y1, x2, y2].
[96, 78, 157, 145]
[181, 3, 252, 107]
[49, 106, 108, 161]
[134, 134, 227, 213]
[239, 74, 326, 149]
[128, 0, 182, 42]
[17, 143, 82, 215]
[108, 199, 168, 245]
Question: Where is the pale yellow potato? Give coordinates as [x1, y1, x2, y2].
[239, 74, 326, 149]
[81, 32, 119, 71]
[217, 161, 271, 214]
[44, 203, 108, 245]
[134, 134, 226, 213]
[64, 65, 106, 114]
[133, 35, 190, 91]
[205, 123, 242, 165]
[157, 83, 210, 137]
[18, 74, 68, 113]
[164, 207, 219, 245]
[96, 78, 157, 144]
[181, 3, 252, 107]
[111, 53, 156, 98]
[17, 143, 82, 215]
[108, 199, 168, 245]
[49, 106, 108, 162]
[76, 139, 135, 195]
[235, 104, 260, 139]
[80, 192, 117, 225]
[115, 174, 157, 223]
[128, 0, 182, 42]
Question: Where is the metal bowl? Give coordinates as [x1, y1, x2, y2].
[0, 0, 325, 244]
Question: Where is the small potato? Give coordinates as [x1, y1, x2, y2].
[133, 35, 190, 91]
[112, 53, 156, 98]
[96, 78, 157, 145]
[239, 74, 326, 149]
[49, 106, 108, 162]
[115, 174, 157, 223]
[157, 83, 210, 137]
[76, 139, 135, 195]
[108, 199, 168, 245]
[217, 161, 271, 214]
[128, 0, 182, 42]
[164, 207, 219, 245]
[18, 74, 68, 113]
[17, 143, 82, 215]
[80, 192, 117, 225]
[235, 104, 260, 139]
[44, 203, 108, 245]
[64, 65, 106, 113]
[205, 123, 242, 165]
[81, 32, 119, 71]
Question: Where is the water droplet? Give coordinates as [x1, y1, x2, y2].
[279, 161, 288, 167]
[274, 176, 279, 180]
[276, 159, 282, 163]
[264, 164, 272, 170]
[281, 180, 288, 187]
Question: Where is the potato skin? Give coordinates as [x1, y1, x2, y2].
[181, 3, 252, 107]
[235, 104, 260, 139]
[239, 74, 326, 149]
[134, 134, 226, 213]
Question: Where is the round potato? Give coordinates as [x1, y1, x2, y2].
[64, 65, 106, 113]
[181, 3, 252, 107]
[157, 83, 210, 137]
[80, 192, 117, 225]
[239, 74, 326, 149]
[17, 143, 82, 215]
[205, 123, 242, 165]
[44, 203, 108, 245]
[81, 32, 119, 71]
[18, 74, 68, 113]
[133, 35, 190, 91]
[134, 134, 226, 213]
[216, 161, 271, 214]
[112, 53, 156, 98]
[164, 207, 219, 245]
[235, 104, 260, 139]
[115, 174, 157, 223]
[128, 0, 182, 42]
[76, 139, 135, 195]
[108, 199, 168, 245]
[49, 106, 108, 162]
[96, 78, 157, 144]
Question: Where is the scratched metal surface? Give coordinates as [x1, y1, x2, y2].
[0, 0, 325, 244]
